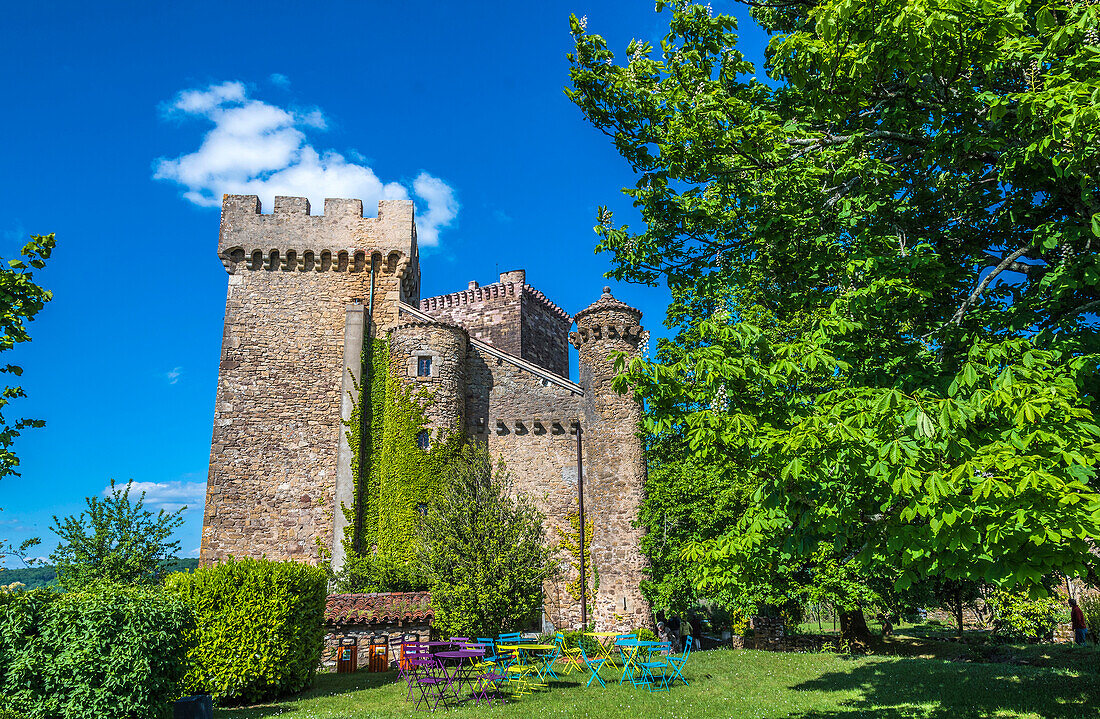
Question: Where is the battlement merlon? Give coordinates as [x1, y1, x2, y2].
[217, 195, 418, 271]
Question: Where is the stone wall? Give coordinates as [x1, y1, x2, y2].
[322, 625, 430, 670]
[202, 196, 417, 564]
[388, 322, 468, 436]
[521, 290, 572, 378]
[462, 340, 586, 629]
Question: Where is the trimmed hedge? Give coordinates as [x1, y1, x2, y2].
[0, 585, 194, 719]
[166, 557, 327, 705]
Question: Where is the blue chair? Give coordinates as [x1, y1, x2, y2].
[578, 641, 608, 688]
[477, 637, 500, 663]
[664, 635, 691, 687]
[637, 641, 672, 691]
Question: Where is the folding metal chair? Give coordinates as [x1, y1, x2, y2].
[664, 635, 691, 687]
[578, 642, 608, 688]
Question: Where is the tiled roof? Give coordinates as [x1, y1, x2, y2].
[324, 592, 433, 627]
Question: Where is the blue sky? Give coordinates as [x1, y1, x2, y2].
[0, 1, 768, 564]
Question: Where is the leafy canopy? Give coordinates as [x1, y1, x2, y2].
[50, 479, 185, 590]
[567, 0, 1100, 595]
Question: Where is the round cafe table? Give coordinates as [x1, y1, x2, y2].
[584, 632, 625, 662]
[496, 643, 557, 681]
[434, 649, 485, 701]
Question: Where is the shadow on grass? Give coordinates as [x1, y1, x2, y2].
[789, 656, 1100, 719]
[216, 671, 399, 718]
[215, 670, 589, 718]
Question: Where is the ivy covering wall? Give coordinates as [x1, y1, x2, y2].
[341, 335, 463, 567]
[374, 377, 464, 561]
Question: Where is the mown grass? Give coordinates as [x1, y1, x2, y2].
[214, 646, 1100, 718]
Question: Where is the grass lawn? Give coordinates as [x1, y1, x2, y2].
[215, 646, 1100, 718]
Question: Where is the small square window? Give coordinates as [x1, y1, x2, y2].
[417, 356, 432, 377]
[416, 430, 430, 450]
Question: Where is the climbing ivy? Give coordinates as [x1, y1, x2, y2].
[339, 335, 464, 573]
[374, 375, 464, 561]
[555, 511, 599, 613]
[339, 338, 388, 553]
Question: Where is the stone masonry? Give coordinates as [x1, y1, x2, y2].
[203, 194, 652, 632]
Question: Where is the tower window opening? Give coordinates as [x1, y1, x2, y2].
[416, 503, 429, 517]
[416, 430, 430, 450]
[417, 356, 432, 377]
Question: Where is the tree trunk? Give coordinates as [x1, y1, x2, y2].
[954, 586, 965, 638]
[839, 608, 871, 643]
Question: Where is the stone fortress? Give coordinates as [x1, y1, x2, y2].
[201, 195, 651, 630]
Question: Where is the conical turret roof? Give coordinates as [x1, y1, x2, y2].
[574, 286, 642, 323]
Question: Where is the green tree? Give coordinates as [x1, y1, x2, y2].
[0, 233, 54, 566]
[419, 446, 558, 638]
[50, 479, 184, 590]
[568, 1, 1100, 599]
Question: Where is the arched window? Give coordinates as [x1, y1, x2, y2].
[416, 430, 430, 450]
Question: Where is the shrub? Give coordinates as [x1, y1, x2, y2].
[634, 627, 658, 642]
[987, 590, 1061, 643]
[0, 588, 58, 716]
[167, 557, 327, 705]
[419, 447, 558, 638]
[0, 585, 194, 719]
[334, 551, 429, 593]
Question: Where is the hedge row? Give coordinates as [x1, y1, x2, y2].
[0, 557, 328, 716]
[0, 585, 194, 719]
[166, 557, 328, 704]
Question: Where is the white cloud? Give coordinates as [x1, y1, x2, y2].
[165, 367, 182, 385]
[154, 81, 458, 248]
[269, 73, 290, 88]
[105, 481, 206, 514]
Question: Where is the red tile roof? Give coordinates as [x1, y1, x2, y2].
[324, 592, 433, 627]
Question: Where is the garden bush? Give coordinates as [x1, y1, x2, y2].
[987, 590, 1062, 643]
[0, 585, 194, 719]
[166, 557, 327, 705]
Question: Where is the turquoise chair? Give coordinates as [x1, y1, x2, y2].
[664, 635, 691, 687]
[578, 641, 608, 688]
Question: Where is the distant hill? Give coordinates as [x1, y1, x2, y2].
[1, 557, 201, 590]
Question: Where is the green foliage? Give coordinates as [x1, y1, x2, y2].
[166, 557, 327, 705]
[634, 627, 658, 642]
[0, 233, 53, 485]
[419, 446, 558, 638]
[554, 510, 598, 611]
[0, 566, 55, 591]
[332, 551, 429, 593]
[341, 338, 388, 553]
[0, 585, 194, 719]
[638, 446, 752, 615]
[49, 479, 184, 590]
[987, 590, 1062, 642]
[374, 367, 465, 562]
[569, 1, 1100, 598]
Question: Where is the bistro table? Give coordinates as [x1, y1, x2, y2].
[433, 649, 486, 702]
[584, 632, 626, 663]
[615, 639, 668, 686]
[496, 643, 558, 682]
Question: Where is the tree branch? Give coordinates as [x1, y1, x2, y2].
[950, 244, 1033, 325]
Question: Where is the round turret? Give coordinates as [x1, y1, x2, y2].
[388, 320, 468, 435]
[571, 287, 651, 631]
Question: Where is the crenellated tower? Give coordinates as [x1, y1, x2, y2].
[572, 287, 652, 631]
[203, 195, 421, 566]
